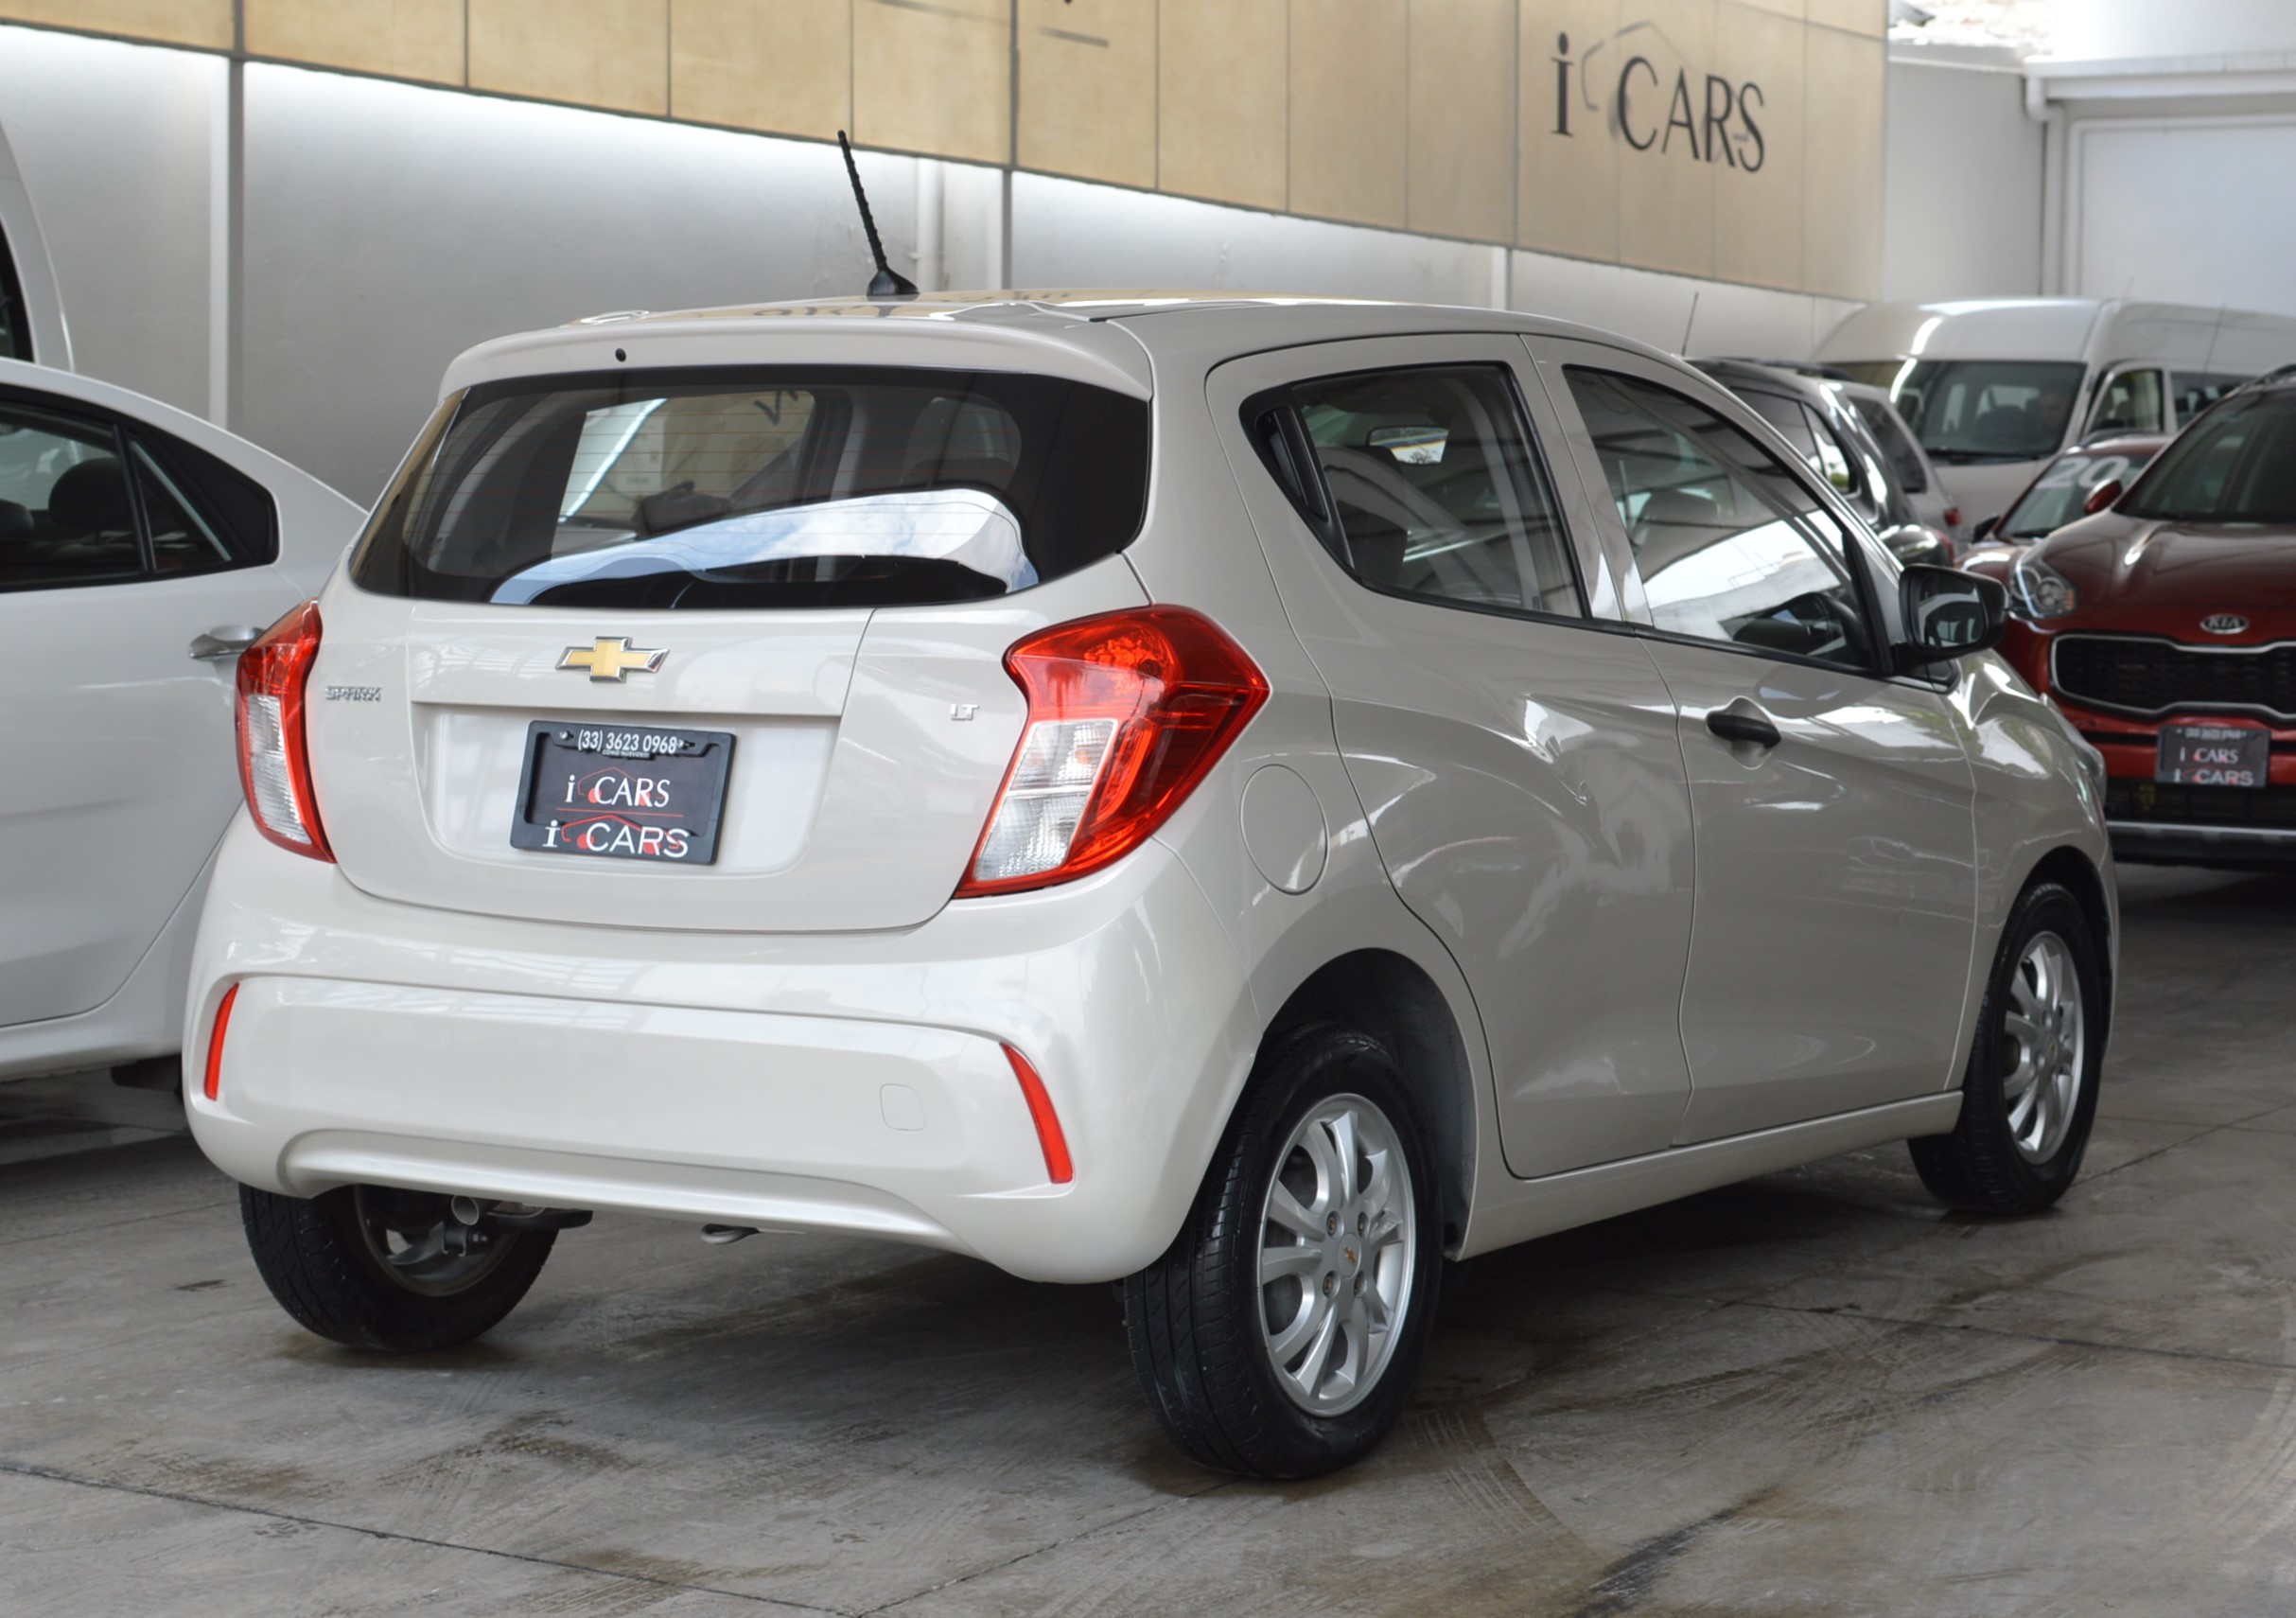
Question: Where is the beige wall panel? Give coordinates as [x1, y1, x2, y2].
[1518, 0, 1616, 260]
[1799, 23, 1881, 297]
[1805, 0, 1884, 36]
[0, 0, 231, 47]
[1158, 0, 1288, 211]
[852, 0, 1008, 164]
[1288, 0, 1409, 228]
[1728, 0, 1805, 16]
[1710, 1, 1802, 290]
[1612, 0, 1716, 279]
[672, 0, 850, 139]
[469, 0, 668, 115]
[1406, 0, 1516, 242]
[1018, 0, 1155, 189]
[245, 0, 464, 84]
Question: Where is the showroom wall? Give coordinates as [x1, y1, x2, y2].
[2029, 0, 2296, 316]
[0, 12, 1883, 501]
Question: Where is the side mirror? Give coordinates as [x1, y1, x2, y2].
[1897, 564, 2007, 670]
[2083, 478, 2123, 516]
[1972, 514, 2000, 543]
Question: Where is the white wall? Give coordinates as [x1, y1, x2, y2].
[1882, 53, 2042, 304]
[0, 26, 218, 416]
[2052, 0, 2296, 59]
[2072, 117, 2296, 314]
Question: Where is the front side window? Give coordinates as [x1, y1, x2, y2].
[1564, 368, 1874, 669]
[1251, 364, 1583, 620]
[2172, 371, 2248, 421]
[1887, 359, 2087, 464]
[2088, 368, 2165, 436]
[351, 366, 1150, 609]
[0, 402, 138, 589]
[2122, 390, 2296, 523]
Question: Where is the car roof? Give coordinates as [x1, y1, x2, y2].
[436, 290, 1689, 398]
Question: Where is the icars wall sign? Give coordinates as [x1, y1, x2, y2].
[1516, 1, 1884, 302]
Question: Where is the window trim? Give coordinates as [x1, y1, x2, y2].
[1239, 361, 1594, 631]
[1555, 361, 1900, 680]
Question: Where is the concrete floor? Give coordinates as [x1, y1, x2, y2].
[6, 864, 2296, 1616]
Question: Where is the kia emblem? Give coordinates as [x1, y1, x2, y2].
[2200, 613, 2249, 636]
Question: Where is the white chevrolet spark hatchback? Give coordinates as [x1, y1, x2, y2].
[189, 295, 2114, 1478]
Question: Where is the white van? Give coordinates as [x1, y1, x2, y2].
[0, 118, 69, 368]
[1814, 299, 2296, 535]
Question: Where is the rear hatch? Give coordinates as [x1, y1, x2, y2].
[307, 361, 1151, 932]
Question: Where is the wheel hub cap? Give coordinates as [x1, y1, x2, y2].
[1256, 1093, 1417, 1416]
[2001, 930, 2086, 1165]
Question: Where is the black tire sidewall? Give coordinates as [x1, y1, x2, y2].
[1214, 1030, 1443, 1476]
[1965, 883, 2105, 1202]
[242, 1184, 554, 1353]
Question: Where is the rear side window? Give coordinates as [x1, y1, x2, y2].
[0, 219, 28, 361]
[1247, 364, 1584, 621]
[349, 367, 1150, 609]
[0, 393, 272, 591]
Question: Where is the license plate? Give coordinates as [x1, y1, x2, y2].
[510, 722, 734, 863]
[2155, 720, 2270, 789]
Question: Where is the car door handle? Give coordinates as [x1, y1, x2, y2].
[188, 626, 262, 661]
[1707, 707, 1781, 748]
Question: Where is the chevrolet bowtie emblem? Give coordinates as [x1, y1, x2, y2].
[558, 637, 667, 682]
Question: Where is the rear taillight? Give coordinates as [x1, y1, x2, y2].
[1944, 505, 1962, 530]
[956, 607, 1269, 897]
[235, 601, 332, 862]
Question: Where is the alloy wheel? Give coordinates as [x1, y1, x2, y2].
[2001, 929, 2086, 1164]
[1256, 1093, 1417, 1416]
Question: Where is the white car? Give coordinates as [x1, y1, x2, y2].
[0, 360, 361, 1086]
[186, 295, 2114, 1477]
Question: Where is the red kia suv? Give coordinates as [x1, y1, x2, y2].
[1981, 380, 2296, 865]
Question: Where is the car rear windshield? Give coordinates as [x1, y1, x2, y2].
[1999, 445, 2162, 538]
[2121, 391, 2296, 523]
[1852, 360, 2087, 465]
[349, 366, 1150, 609]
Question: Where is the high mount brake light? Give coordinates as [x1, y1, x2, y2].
[957, 607, 1269, 897]
[235, 601, 333, 862]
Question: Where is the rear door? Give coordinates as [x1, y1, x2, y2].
[0, 388, 308, 1026]
[1539, 343, 1980, 1141]
[1211, 337, 1695, 1178]
[308, 363, 1155, 932]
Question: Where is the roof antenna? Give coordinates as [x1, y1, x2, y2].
[837, 131, 917, 301]
[1678, 291, 1700, 357]
[2201, 303, 2228, 378]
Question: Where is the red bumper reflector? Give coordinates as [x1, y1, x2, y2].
[1003, 1045, 1073, 1185]
[202, 985, 239, 1101]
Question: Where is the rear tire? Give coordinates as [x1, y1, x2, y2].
[1123, 1026, 1441, 1479]
[239, 1184, 555, 1352]
[1910, 880, 2103, 1213]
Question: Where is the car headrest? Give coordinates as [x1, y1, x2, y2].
[0, 499, 30, 537]
[48, 456, 131, 535]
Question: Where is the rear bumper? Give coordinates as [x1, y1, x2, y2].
[185, 817, 1256, 1283]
